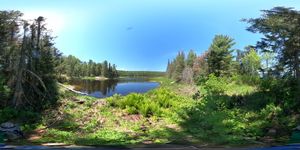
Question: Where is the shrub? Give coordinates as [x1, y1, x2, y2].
[42, 129, 75, 143]
[138, 101, 161, 117]
[195, 74, 208, 86]
[0, 107, 18, 123]
[107, 88, 178, 117]
[151, 88, 175, 108]
[125, 106, 138, 114]
[118, 93, 144, 108]
[0, 108, 40, 123]
[204, 74, 228, 94]
[260, 103, 282, 119]
[0, 75, 10, 107]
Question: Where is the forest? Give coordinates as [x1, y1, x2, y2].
[57, 55, 119, 79]
[118, 70, 165, 77]
[0, 6, 300, 147]
[0, 11, 119, 110]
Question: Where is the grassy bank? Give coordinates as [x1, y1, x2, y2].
[1, 76, 298, 147]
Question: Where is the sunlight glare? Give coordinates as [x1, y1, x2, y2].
[23, 10, 65, 35]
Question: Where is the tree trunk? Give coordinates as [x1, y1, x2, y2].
[295, 49, 300, 79]
[12, 23, 27, 108]
[293, 48, 300, 104]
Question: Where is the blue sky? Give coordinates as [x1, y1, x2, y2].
[1, 0, 300, 71]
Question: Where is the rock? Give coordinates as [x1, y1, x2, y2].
[0, 122, 23, 140]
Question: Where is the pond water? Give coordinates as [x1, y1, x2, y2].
[69, 78, 160, 98]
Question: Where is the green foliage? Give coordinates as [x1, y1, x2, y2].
[75, 130, 131, 145]
[204, 74, 228, 94]
[57, 55, 118, 78]
[259, 77, 299, 110]
[39, 128, 133, 146]
[174, 51, 185, 81]
[181, 101, 265, 144]
[38, 75, 299, 146]
[55, 114, 80, 131]
[107, 88, 177, 117]
[40, 129, 75, 143]
[232, 74, 261, 86]
[1, 6, 299, 146]
[0, 107, 40, 124]
[241, 48, 261, 76]
[245, 7, 300, 78]
[260, 103, 282, 120]
[0, 10, 60, 110]
[167, 50, 204, 83]
[117, 93, 144, 110]
[0, 75, 10, 106]
[207, 35, 235, 77]
[118, 70, 165, 77]
[186, 50, 197, 68]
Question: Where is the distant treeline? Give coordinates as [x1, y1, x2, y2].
[118, 70, 165, 77]
[57, 55, 119, 79]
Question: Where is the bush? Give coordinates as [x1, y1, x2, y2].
[138, 101, 161, 117]
[0, 75, 10, 107]
[260, 103, 282, 119]
[0, 108, 18, 123]
[42, 129, 75, 143]
[204, 74, 228, 94]
[118, 93, 144, 109]
[0, 107, 40, 124]
[195, 74, 209, 86]
[151, 88, 175, 108]
[107, 88, 178, 117]
[260, 77, 298, 111]
[232, 74, 260, 86]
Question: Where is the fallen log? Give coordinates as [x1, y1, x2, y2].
[57, 83, 88, 95]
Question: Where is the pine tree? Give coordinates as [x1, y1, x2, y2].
[174, 51, 185, 81]
[207, 35, 235, 77]
[102, 60, 108, 77]
[245, 7, 300, 79]
[186, 50, 197, 68]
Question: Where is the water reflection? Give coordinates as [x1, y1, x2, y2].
[69, 78, 159, 98]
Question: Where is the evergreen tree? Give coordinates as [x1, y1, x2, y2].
[112, 64, 118, 78]
[207, 35, 235, 77]
[186, 50, 197, 68]
[102, 60, 108, 77]
[0, 11, 61, 109]
[245, 7, 300, 79]
[174, 51, 185, 81]
[166, 60, 173, 78]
